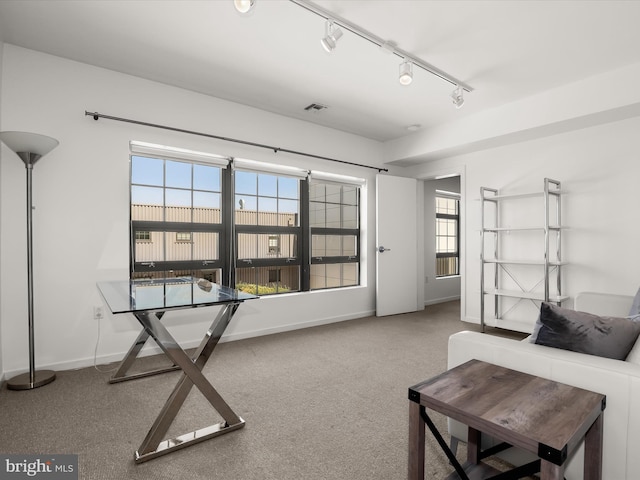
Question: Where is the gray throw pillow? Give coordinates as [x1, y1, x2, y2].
[534, 302, 640, 360]
[629, 287, 640, 316]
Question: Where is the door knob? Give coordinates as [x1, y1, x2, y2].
[378, 246, 391, 253]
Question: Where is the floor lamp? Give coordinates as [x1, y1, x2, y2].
[0, 131, 59, 390]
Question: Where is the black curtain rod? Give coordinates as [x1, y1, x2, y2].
[85, 111, 388, 173]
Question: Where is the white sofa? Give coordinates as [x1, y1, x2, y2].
[447, 292, 639, 480]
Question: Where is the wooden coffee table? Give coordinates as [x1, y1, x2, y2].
[408, 359, 605, 480]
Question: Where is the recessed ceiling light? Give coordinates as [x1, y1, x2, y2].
[234, 0, 256, 14]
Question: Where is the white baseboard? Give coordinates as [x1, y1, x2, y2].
[220, 309, 375, 343]
[2, 309, 376, 377]
[424, 295, 460, 306]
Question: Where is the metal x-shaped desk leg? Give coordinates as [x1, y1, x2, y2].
[133, 303, 244, 463]
[109, 312, 181, 383]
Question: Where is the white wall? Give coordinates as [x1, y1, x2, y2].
[423, 177, 461, 305]
[0, 45, 389, 376]
[407, 115, 640, 332]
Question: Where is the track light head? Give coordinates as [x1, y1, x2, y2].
[451, 86, 464, 108]
[321, 20, 343, 53]
[399, 60, 413, 86]
[234, 0, 256, 14]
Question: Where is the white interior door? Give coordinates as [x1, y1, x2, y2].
[376, 174, 418, 316]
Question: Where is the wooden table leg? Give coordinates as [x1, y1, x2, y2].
[467, 427, 481, 465]
[584, 413, 604, 480]
[408, 401, 425, 480]
[540, 460, 565, 480]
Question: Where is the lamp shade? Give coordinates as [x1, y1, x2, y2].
[0, 131, 59, 165]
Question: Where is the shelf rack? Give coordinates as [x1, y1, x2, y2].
[480, 178, 568, 332]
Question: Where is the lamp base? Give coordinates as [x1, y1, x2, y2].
[7, 370, 56, 390]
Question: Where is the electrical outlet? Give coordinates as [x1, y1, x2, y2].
[93, 306, 104, 320]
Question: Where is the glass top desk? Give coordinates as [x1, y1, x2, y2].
[97, 277, 258, 463]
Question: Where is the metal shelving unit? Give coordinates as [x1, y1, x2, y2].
[480, 178, 568, 332]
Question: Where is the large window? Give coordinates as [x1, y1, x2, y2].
[130, 153, 225, 283]
[234, 168, 302, 295]
[435, 194, 460, 277]
[309, 176, 360, 290]
[129, 143, 363, 296]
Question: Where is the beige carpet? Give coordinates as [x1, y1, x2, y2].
[0, 301, 525, 479]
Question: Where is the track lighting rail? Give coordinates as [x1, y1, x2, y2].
[85, 111, 388, 172]
[289, 0, 473, 93]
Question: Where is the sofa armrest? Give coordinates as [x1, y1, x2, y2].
[574, 292, 633, 317]
[447, 330, 640, 480]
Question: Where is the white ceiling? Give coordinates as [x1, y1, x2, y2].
[1, 0, 640, 143]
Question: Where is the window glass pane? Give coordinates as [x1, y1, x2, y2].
[132, 187, 164, 221]
[133, 268, 222, 283]
[166, 190, 192, 222]
[310, 263, 358, 290]
[326, 264, 341, 288]
[435, 196, 459, 277]
[132, 156, 163, 186]
[236, 266, 300, 295]
[343, 235, 357, 256]
[342, 263, 358, 286]
[258, 196, 278, 213]
[165, 231, 218, 261]
[311, 235, 326, 257]
[166, 188, 191, 207]
[235, 171, 257, 195]
[326, 203, 340, 228]
[134, 230, 164, 262]
[342, 205, 358, 228]
[166, 160, 191, 189]
[192, 232, 219, 260]
[235, 195, 257, 225]
[309, 201, 324, 228]
[325, 184, 341, 203]
[132, 185, 163, 206]
[343, 185, 357, 205]
[237, 233, 256, 259]
[193, 191, 218, 209]
[166, 232, 192, 261]
[258, 198, 278, 226]
[279, 199, 298, 226]
[193, 164, 221, 192]
[310, 264, 326, 289]
[279, 177, 299, 199]
[258, 174, 277, 196]
[193, 192, 221, 224]
[326, 235, 341, 256]
[309, 183, 325, 202]
[237, 233, 297, 259]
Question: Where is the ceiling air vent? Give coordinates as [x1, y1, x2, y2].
[304, 103, 328, 113]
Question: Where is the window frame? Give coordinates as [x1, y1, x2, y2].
[129, 152, 228, 280]
[435, 194, 460, 278]
[129, 143, 364, 295]
[232, 166, 305, 295]
[308, 178, 361, 290]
